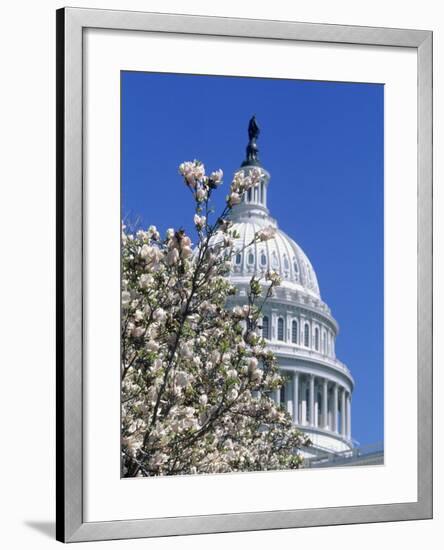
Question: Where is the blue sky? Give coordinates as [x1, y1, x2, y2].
[121, 71, 384, 447]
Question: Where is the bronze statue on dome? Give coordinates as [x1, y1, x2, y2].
[243, 115, 261, 166]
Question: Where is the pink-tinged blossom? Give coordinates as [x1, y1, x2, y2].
[179, 160, 206, 189]
[209, 169, 223, 186]
[256, 226, 277, 242]
[131, 326, 144, 338]
[193, 214, 206, 230]
[196, 188, 207, 202]
[249, 167, 263, 186]
[181, 245, 193, 259]
[166, 247, 179, 265]
[140, 244, 162, 269]
[146, 340, 159, 353]
[139, 273, 153, 289]
[228, 192, 241, 206]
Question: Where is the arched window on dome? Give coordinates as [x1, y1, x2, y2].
[304, 323, 310, 347]
[247, 188, 252, 202]
[247, 251, 255, 266]
[314, 327, 320, 351]
[292, 320, 298, 344]
[322, 331, 326, 354]
[277, 318, 285, 341]
[284, 255, 290, 270]
[235, 251, 242, 265]
[262, 316, 269, 339]
[260, 250, 267, 267]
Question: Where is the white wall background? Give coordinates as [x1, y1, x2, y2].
[0, 1, 441, 549]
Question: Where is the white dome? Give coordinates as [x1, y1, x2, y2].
[229, 216, 320, 298]
[224, 163, 320, 298]
[218, 123, 354, 459]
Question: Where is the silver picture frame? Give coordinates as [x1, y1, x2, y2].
[56, 6, 433, 542]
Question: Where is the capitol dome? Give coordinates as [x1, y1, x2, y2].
[229, 201, 320, 298]
[226, 117, 355, 462]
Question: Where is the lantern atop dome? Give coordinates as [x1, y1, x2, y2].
[230, 117, 271, 219]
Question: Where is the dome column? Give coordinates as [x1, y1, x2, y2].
[322, 378, 329, 429]
[314, 383, 319, 427]
[346, 392, 352, 440]
[292, 373, 299, 424]
[301, 378, 307, 425]
[332, 383, 339, 433]
[341, 387, 347, 436]
[309, 374, 315, 427]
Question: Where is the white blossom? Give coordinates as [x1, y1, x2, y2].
[256, 226, 277, 242]
[175, 371, 192, 388]
[166, 248, 179, 265]
[227, 388, 238, 401]
[199, 394, 208, 406]
[140, 244, 162, 269]
[196, 188, 207, 202]
[179, 160, 205, 188]
[134, 309, 144, 322]
[228, 192, 241, 206]
[232, 305, 246, 318]
[209, 169, 223, 185]
[146, 340, 159, 352]
[153, 308, 167, 322]
[139, 273, 153, 289]
[148, 225, 160, 240]
[179, 342, 193, 359]
[193, 214, 206, 230]
[266, 270, 282, 285]
[131, 326, 144, 338]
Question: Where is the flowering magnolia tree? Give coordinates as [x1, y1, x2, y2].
[121, 161, 310, 477]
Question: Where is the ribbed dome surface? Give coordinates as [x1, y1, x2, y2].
[229, 216, 321, 298]
[212, 161, 321, 297]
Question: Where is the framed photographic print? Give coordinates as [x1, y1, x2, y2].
[56, 7, 433, 543]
